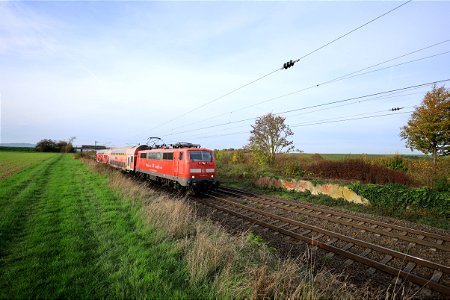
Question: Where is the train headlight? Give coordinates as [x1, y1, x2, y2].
[192, 175, 195, 178]
[211, 175, 214, 178]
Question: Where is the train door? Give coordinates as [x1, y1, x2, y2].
[174, 151, 179, 177]
[176, 151, 186, 178]
[127, 156, 133, 171]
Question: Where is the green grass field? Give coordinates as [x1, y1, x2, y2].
[0, 154, 208, 298]
[0, 151, 56, 180]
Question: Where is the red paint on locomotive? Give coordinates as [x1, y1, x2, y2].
[96, 144, 218, 190]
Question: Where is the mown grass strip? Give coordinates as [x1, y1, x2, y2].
[0, 154, 207, 298]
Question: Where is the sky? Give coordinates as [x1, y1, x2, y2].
[0, 0, 449, 154]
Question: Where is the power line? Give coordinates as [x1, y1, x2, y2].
[138, 1, 412, 140]
[165, 93, 421, 142]
[296, 0, 412, 62]
[151, 67, 282, 130]
[285, 90, 425, 119]
[332, 39, 450, 82]
[160, 79, 449, 138]
[337, 50, 450, 81]
[180, 110, 413, 141]
[292, 111, 413, 128]
[159, 40, 449, 135]
[228, 49, 450, 115]
[274, 79, 448, 116]
[291, 107, 411, 127]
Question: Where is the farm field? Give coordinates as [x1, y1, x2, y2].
[0, 151, 56, 180]
[294, 153, 426, 161]
[0, 154, 208, 298]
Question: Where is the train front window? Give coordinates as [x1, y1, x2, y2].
[189, 151, 212, 162]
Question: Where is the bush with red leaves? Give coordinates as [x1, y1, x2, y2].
[305, 159, 415, 186]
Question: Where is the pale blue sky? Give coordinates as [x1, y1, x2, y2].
[1, 1, 449, 153]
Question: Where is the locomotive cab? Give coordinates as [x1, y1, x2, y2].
[186, 149, 218, 190]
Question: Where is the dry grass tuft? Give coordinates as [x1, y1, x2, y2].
[187, 225, 237, 284]
[248, 255, 361, 300]
[145, 197, 197, 239]
[80, 158, 380, 299]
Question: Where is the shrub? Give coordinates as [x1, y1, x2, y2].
[377, 154, 408, 172]
[350, 182, 449, 216]
[274, 154, 305, 177]
[406, 158, 450, 188]
[305, 159, 415, 186]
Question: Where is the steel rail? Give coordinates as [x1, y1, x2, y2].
[219, 186, 450, 243]
[212, 188, 449, 251]
[199, 193, 450, 296]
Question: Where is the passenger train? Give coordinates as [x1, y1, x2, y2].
[96, 142, 218, 191]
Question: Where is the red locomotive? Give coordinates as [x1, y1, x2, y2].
[96, 142, 218, 190]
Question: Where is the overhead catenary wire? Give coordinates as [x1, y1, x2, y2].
[223, 49, 450, 116]
[331, 39, 450, 82]
[296, 0, 412, 62]
[143, 0, 412, 137]
[290, 107, 411, 127]
[165, 98, 418, 142]
[150, 67, 283, 131]
[291, 111, 414, 127]
[176, 110, 413, 142]
[157, 40, 449, 136]
[159, 79, 449, 139]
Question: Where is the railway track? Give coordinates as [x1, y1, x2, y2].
[197, 186, 450, 296]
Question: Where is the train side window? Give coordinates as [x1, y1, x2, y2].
[163, 152, 173, 160]
[147, 152, 161, 160]
[140, 153, 146, 159]
[179, 152, 183, 160]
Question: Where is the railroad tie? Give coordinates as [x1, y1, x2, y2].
[324, 238, 339, 259]
[430, 270, 443, 283]
[391, 262, 416, 285]
[299, 229, 312, 236]
[289, 226, 300, 231]
[366, 255, 393, 275]
[343, 243, 355, 267]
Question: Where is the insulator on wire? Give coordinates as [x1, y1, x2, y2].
[283, 59, 296, 69]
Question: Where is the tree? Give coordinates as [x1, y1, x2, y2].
[400, 85, 449, 167]
[35, 137, 76, 153]
[247, 113, 295, 166]
[35, 139, 57, 152]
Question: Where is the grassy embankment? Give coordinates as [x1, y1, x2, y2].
[0, 154, 206, 298]
[0, 152, 370, 299]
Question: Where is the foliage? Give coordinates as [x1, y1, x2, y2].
[377, 154, 408, 172]
[349, 182, 449, 216]
[247, 113, 294, 166]
[273, 154, 305, 177]
[406, 157, 449, 188]
[305, 159, 415, 185]
[400, 85, 449, 165]
[0, 146, 35, 152]
[35, 137, 76, 153]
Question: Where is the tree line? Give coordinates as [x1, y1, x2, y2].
[248, 85, 449, 171]
[35, 137, 76, 153]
